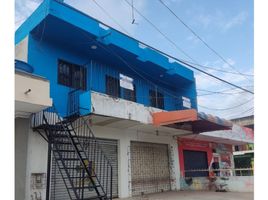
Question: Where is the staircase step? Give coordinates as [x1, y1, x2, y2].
[56, 158, 80, 161]
[53, 140, 80, 145]
[57, 149, 84, 152]
[52, 133, 76, 138]
[58, 167, 96, 172]
[60, 175, 97, 179]
[68, 185, 101, 190]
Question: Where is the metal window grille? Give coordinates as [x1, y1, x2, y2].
[58, 59, 87, 90]
[105, 75, 120, 98]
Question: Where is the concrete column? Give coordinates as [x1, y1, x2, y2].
[15, 118, 30, 200]
[118, 134, 131, 198]
[171, 140, 181, 190]
[25, 128, 48, 200]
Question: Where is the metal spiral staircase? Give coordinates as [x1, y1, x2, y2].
[31, 101, 113, 200]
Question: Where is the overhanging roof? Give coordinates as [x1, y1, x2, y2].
[153, 109, 233, 134]
[15, 0, 195, 87]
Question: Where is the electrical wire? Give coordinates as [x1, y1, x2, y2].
[123, 0, 198, 63]
[90, 0, 254, 79]
[81, 29, 256, 114]
[92, 0, 130, 35]
[85, 0, 254, 116]
[198, 97, 253, 111]
[197, 90, 246, 96]
[20, 1, 253, 118]
[158, 0, 254, 80]
[122, 0, 254, 94]
[226, 107, 254, 119]
[180, 59, 254, 77]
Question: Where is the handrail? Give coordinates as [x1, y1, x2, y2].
[32, 105, 113, 199]
[71, 115, 113, 199]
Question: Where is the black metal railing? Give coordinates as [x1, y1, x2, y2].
[72, 117, 113, 199]
[67, 89, 81, 117]
[31, 105, 113, 200]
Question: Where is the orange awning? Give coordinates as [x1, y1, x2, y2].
[153, 109, 233, 133]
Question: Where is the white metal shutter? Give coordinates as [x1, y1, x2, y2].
[50, 137, 118, 199]
[130, 141, 171, 196]
[96, 138, 119, 197]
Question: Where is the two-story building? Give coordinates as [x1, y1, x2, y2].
[15, 1, 251, 200]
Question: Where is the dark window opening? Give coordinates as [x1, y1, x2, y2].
[183, 150, 209, 177]
[149, 89, 164, 109]
[58, 59, 86, 90]
[122, 85, 136, 102]
[106, 75, 120, 98]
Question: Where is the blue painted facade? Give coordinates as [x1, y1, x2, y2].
[15, 0, 197, 117]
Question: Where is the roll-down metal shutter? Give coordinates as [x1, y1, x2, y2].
[50, 137, 118, 199]
[130, 141, 171, 196]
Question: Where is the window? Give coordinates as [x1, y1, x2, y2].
[58, 59, 86, 90]
[122, 85, 136, 102]
[106, 75, 120, 98]
[149, 89, 164, 109]
[183, 150, 209, 177]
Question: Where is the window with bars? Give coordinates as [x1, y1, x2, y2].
[149, 89, 164, 109]
[58, 59, 87, 90]
[122, 85, 136, 102]
[106, 75, 120, 98]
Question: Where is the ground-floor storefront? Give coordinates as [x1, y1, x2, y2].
[15, 117, 183, 200]
[15, 114, 253, 200]
[178, 138, 253, 192]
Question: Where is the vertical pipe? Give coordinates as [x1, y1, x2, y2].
[46, 140, 52, 200]
[90, 60, 93, 90]
[155, 85, 158, 108]
[110, 166, 113, 200]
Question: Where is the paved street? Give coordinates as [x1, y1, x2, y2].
[116, 191, 254, 200]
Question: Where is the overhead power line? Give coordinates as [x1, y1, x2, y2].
[123, 0, 198, 63]
[175, 60, 254, 94]
[122, 0, 254, 94]
[180, 59, 254, 77]
[83, 0, 255, 95]
[78, 3, 254, 116]
[158, 0, 254, 80]
[93, 0, 252, 78]
[198, 97, 253, 111]
[92, 0, 130, 35]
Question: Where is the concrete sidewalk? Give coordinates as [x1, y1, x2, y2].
[116, 191, 254, 200]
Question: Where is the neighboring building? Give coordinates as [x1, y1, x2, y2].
[231, 115, 254, 176]
[174, 118, 254, 192]
[231, 115, 254, 130]
[14, 1, 253, 200]
[15, 60, 52, 200]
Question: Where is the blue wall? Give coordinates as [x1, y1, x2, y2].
[26, 33, 197, 117]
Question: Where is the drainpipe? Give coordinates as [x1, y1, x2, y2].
[46, 140, 52, 200]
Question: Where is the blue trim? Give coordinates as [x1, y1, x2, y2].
[15, 60, 34, 73]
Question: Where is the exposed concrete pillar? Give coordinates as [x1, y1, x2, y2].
[171, 140, 181, 190]
[118, 134, 131, 198]
[25, 127, 48, 200]
[15, 118, 30, 200]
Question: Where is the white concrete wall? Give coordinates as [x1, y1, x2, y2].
[15, 117, 48, 200]
[180, 176, 253, 192]
[227, 176, 254, 192]
[202, 124, 254, 144]
[15, 71, 52, 118]
[15, 36, 28, 62]
[15, 118, 29, 200]
[91, 91, 163, 124]
[25, 127, 48, 200]
[91, 125, 181, 198]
